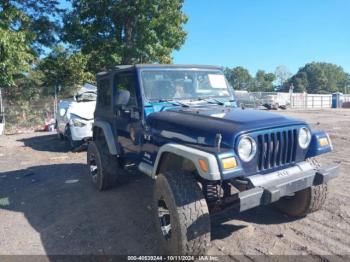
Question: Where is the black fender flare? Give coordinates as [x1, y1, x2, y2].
[93, 120, 119, 155]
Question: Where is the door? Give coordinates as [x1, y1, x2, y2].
[113, 71, 143, 161]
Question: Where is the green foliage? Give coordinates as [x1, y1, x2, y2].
[3, 70, 54, 130]
[38, 47, 94, 97]
[0, 27, 34, 87]
[284, 62, 350, 93]
[0, 0, 62, 52]
[224, 66, 276, 92]
[251, 70, 276, 92]
[5, 69, 44, 101]
[224, 66, 254, 90]
[0, 0, 61, 89]
[63, 0, 188, 73]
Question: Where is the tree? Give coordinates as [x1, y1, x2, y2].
[224, 66, 254, 90]
[0, 0, 62, 53]
[0, 0, 61, 90]
[0, 27, 34, 88]
[284, 62, 349, 93]
[4, 69, 44, 102]
[63, 0, 188, 73]
[275, 65, 292, 87]
[253, 70, 276, 92]
[38, 47, 94, 97]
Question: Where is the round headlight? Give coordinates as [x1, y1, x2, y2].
[237, 136, 257, 162]
[298, 127, 311, 149]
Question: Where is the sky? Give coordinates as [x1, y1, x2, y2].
[172, 0, 350, 75]
[58, 0, 350, 75]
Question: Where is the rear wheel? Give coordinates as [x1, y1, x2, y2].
[153, 170, 211, 255]
[87, 140, 120, 191]
[276, 158, 328, 217]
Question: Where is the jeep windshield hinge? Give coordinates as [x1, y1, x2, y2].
[215, 133, 222, 152]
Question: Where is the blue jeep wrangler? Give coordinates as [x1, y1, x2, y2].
[87, 64, 338, 255]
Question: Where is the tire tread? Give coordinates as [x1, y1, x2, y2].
[154, 171, 210, 255]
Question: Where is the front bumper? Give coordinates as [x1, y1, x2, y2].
[70, 122, 93, 141]
[226, 161, 339, 212]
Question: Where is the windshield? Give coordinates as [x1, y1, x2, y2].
[141, 70, 232, 101]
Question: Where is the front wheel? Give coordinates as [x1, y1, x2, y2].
[87, 141, 120, 191]
[153, 171, 211, 255]
[276, 158, 328, 217]
[65, 125, 81, 150]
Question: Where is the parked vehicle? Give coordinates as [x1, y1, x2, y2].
[87, 64, 338, 255]
[262, 94, 289, 110]
[234, 90, 259, 108]
[56, 88, 96, 150]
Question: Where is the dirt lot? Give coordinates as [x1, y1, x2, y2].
[0, 109, 350, 258]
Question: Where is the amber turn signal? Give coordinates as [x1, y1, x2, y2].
[319, 137, 329, 147]
[198, 159, 209, 172]
[221, 157, 237, 170]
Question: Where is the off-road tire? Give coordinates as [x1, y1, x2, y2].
[276, 158, 328, 217]
[153, 171, 211, 255]
[87, 140, 119, 191]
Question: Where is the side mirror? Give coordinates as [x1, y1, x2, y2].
[59, 108, 66, 117]
[115, 90, 130, 106]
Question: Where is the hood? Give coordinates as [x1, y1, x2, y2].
[68, 101, 96, 120]
[147, 106, 306, 148]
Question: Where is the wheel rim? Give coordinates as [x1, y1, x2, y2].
[157, 198, 171, 240]
[89, 153, 98, 183]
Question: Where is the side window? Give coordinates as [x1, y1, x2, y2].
[97, 78, 111, 109]
[115, 73, 137, 106]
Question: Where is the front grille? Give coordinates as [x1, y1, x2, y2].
[257, 129, 298, 171]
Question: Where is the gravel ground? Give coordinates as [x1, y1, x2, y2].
[0, 109, 349, 258]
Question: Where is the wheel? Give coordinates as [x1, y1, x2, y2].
[153, 171, 211, 255]
[87, 140, 120, 191]
[279, 105, 287, 110]
[66, 125, 81, 150]
[263, 104, 272, 110]
[276, 158, 328, 217]
[56, 122, 64, 140]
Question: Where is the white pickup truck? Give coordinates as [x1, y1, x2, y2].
[263, 94, 289, 110]
[56, 89, 96, 150]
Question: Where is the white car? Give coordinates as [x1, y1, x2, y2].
[56, 91, 96, 150]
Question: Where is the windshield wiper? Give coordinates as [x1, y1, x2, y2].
[157, 99, 190, 108]
[197, 97, 225, 106]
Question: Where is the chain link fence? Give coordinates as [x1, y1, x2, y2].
[2, 98, 55, 134]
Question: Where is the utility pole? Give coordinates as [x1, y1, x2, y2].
[54, 84, 57, 120]
[0, 87, 4, 121]
[0, 87, 5, 135]
[53, 84, 62, 120]
[289, 83, 294, 108]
